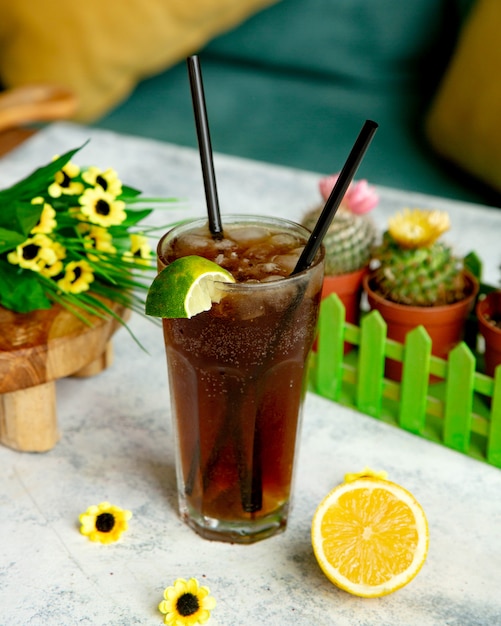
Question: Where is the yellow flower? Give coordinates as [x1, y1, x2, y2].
[48, 159, 85, 198]
[30, 197, 57, 234]
[82, 225, 117, 261]
[40, 240, 67, 278]
[344, 467, 389, 483]
[123, 233, 152, 265]
[79, 187, 126, 227]
[82, 165, 123, 197]
[57, 260, 94, 294]
[158, 578, 216, 626]
[79, 502, 132, 544]
[7, 234, 58, 272]
[388, 208, 450, 249]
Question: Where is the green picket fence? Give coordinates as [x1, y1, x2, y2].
[309, 293, 501, 469]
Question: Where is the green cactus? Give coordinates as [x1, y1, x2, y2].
[302, 207, 377, 276]
[371, 231, 467, 307]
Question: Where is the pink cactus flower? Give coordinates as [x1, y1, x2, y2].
[319, 173, 379, 215]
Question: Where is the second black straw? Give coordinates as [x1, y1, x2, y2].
[292, 119, 378, 275]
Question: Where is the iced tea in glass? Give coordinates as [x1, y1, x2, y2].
[157, 215, 324, 543]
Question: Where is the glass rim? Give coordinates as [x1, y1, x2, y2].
[157, 214, 325, 290]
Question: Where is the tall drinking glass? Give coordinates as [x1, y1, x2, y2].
[157, 215, 324, 543]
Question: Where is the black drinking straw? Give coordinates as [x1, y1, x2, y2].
[187, 55, 224, 238]
[292, 119, 379, 275]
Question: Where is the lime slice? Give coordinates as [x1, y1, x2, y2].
[145, 255, 236, 319]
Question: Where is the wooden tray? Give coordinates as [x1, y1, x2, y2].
[0, 301, 128, 452]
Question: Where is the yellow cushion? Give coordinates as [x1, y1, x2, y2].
[0, 0, 277, 122]
[425, 0, 501, 193]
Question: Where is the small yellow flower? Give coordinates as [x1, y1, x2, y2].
[7, 234, 58, 272]
[82, 165, 123, 197]
[123, 233, 152, 265]
[344, 467, 389, 483]
[82, 225, 117, 260]
[57, 260, 94, 294]
[48, 159, 85, 198]
[79, 502, 132, 544]
[79, 187, 127, 227]
[158, 578, 216, 626]
[30, 197, 57, 234]
[40, 240, 67, 278]
[388, 208, 450, 249]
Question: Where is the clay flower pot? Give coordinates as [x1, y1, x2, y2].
[319, 266, 368, 353]
[322, 266, 368, 324]
[363, 270, 479, 381]
[476, 291, 501, 378]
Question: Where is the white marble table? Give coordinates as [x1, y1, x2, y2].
[1, 123, 501, 626]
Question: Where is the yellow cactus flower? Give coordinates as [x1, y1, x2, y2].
[388, 208, 450, 249]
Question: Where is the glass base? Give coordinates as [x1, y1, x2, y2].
[179, 502, 289, 544]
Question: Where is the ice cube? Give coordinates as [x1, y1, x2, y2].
[269, 233, 301, 250]
[240, 262, 283, 281]
[273, 247, 304, 274]
[175, 234, 215, 256]
[257, 262, 282, 275]
[260, 275, 285, 283]
[173, 231, 237, 262]
[227, 226, 270, 246]
[214, 237, 238, 252]
[245, 243, 276, 261]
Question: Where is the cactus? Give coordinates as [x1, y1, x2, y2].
[302, 173, 379, 276]
[303, 207, 377, 275]
[371, 208, 468, 306]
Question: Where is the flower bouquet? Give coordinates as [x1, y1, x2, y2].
[0, 144, 179, 452]
[0, 144, 174, 330]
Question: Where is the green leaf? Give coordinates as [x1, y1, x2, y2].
[0, 143, 87, 204]
[0, 228, 26, 254]
[14, 201, 44, 234]
[0, 261, 52, 312]
[464, 251, 482, 280]
[120, 184, 141, 199]
[121, 208, 153, 228]
[0, 200, 43, 237]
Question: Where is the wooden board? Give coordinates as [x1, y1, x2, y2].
[0, 300, 129, 452]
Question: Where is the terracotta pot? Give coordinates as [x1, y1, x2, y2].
[319, 266, 368, 353]
[363, 270, 479, 382]
[476, 291, 501, 378]
[322, 266, 368, 322]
